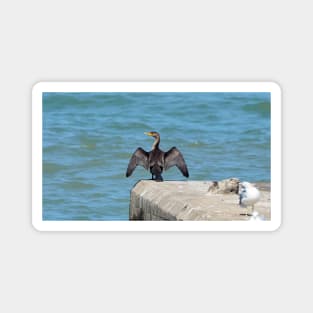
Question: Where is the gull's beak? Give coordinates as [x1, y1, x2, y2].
[144, 132, 152, 136]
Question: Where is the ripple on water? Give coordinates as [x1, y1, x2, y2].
[43, 162, 67, 174]
[60, 181, 97, 190]
[242, 102, 270, 117]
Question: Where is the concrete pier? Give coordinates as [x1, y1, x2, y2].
[129, 180, 271, 221]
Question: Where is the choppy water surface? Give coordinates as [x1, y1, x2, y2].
[43, 92, 270, 220]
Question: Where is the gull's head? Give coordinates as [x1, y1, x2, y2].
[240, 181, 253, 188]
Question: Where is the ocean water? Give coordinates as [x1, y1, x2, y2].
[43, 92, 270, 220]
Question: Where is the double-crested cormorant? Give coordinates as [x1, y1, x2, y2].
[126, 131, 189, 182]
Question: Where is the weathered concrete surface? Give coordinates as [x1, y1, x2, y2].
[129, 180, 271, 221]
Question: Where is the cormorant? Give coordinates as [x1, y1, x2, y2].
[126, 131, 189, 182]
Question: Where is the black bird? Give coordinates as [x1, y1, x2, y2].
[126, 131, 189, 182]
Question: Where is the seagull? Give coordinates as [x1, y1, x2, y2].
[239, 181, 260, 216]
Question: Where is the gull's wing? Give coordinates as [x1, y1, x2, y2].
[239, 185, 246, 205]
[164, 147, 189, 178]
[239, 192, 244, 205]
[126, 148, 149, 177]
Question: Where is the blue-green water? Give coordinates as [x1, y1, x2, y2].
[43, 92, 270, 220]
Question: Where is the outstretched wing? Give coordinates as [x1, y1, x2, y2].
[126, 147, 149, 177]
[164, 147, 189, 177]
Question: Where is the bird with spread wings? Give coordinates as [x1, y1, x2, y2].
[126, 131, 189, 182]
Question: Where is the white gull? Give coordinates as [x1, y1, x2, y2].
[239, 181, 260, 216]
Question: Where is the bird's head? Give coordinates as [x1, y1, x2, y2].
[144, 131, 160, 139]
[240, 181, 252, 188]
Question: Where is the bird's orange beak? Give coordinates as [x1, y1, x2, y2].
[144, 132, 153, 136]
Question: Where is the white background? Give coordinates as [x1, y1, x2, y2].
[0, 0, 311, 312]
